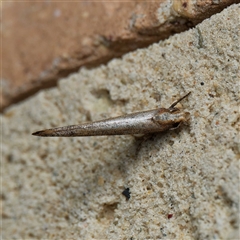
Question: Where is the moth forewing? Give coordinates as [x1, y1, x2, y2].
[32, 92, 191, 137]
[152, 108, 188, 130]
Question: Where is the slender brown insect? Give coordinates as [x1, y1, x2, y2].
[32, 92, 191, 137]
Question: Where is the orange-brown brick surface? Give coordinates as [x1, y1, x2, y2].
[1, 1, 238, 111]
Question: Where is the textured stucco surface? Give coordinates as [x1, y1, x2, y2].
[2, 4, 239, 239]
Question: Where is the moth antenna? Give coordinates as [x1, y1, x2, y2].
[169, 92, 191, 109]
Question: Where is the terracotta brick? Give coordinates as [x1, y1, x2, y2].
[1, 1, 238, 111]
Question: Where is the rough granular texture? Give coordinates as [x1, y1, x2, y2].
[2, 4, 239, 239]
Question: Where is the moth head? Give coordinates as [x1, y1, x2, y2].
[153, 108, 190, 129]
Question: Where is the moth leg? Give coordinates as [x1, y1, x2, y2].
[169, 121, 182, 130]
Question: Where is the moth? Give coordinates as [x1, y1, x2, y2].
[32, 92, 191, 137]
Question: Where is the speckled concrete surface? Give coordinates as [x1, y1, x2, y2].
[2, 4, 239, 239]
